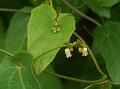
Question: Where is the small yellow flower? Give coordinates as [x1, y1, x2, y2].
[65, 48, 72, 58]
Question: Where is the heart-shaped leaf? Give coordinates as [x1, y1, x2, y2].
[28, 4, 75, 74]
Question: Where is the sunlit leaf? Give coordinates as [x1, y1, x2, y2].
[28, 4, 75, 74]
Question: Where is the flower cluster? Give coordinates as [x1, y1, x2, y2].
[64, 40, 88, 58]
[52, 17, 61, 33]
[52, 22, 60, 33]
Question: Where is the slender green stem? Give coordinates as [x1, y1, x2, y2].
[0, 48, 14, 57]
[0, 8, 31, 13]
[73, 32, 107, 79]
[87, 46, 107, 78]
[84, 79, 109, 89]
[44, 70, 106, 83]
[62, 0, 102, 27]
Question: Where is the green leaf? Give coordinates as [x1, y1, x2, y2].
[82, 0, 111, 18]
[97, 0, 120, 7]
[63, 81, 84, 89]
[88, 83, 112, 89]
[39, 73, 63, 89]
[0, 17, 6, 63]
[14, 53, 63, 89]
[28, 4, 75, 74]
[5, 7, 31, 53]
[0, 52, 41, 89]
[38, 65, 63, 89]
[63, 82, 112, 89]
[93, 21, 120, 82]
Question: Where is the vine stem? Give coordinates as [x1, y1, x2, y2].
[0, 48, 14, 57]
[0, 8, 31, 13]
[44, 70, 107, 83]
[73, 32, 107, 79]
[62, 0, 102, 27]
[84, 80, 110, 89]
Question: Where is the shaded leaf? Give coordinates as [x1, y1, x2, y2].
[63, 82, 112, 89]
[5, 7, 31, 53]
[39, 73, 63, 89]
[82, 0, 111, 18]
[0, 52, 41, 89]
[93, 21, 120, 82]
[63, 81, 88, 89]
[28, 4, 75, 74]
[97, 0, 120, 7]
[38, 65, 63, 89]
[0, 17, 6, 63]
